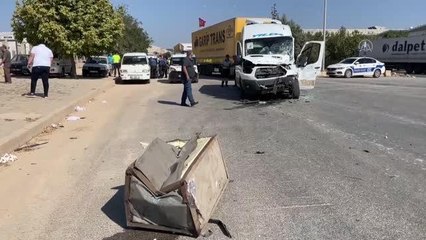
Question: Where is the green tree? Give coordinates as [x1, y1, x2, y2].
[115, 6, 152, 54]
[12, 0, 124, 77]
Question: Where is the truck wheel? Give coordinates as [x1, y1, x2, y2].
[290, 78, 300, 99]
[344, 69, 353, 78]
[373, 69, 381, 78]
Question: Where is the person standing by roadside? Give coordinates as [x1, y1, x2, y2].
[221, 54, 231, 87]
[27, 43, 53, 98]
[112, 52, 121, 77]
[181, 51, 198, 107]
[107, 53, 113, 76]
[159, 55, 168, 78]
[0, 44, 12, 84]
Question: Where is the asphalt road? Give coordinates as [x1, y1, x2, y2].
[0, 76, 425, 240]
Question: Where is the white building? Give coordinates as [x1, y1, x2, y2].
[409, 24, 426, 37]
[173, 43, 192, 54]
[303, 26, 391, 35]
[0, 32, 31, 57]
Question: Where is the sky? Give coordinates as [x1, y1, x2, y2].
[1, 0, 425, 48]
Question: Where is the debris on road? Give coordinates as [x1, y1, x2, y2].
[74, 106, 86, 112]
[0, 153, 18, 164]
[66, 116, 82, 121]
[15, 142, 48, 152]
[139, 142, 149, 148]
[125, 135, 229, 238]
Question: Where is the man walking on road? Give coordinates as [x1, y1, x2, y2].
[181, 51, 198, 107]
[112, 52, 121, 77]
[27, 43, 53, 98]
[0, 44, 12, 84]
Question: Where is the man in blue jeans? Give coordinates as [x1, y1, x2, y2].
[181, 51, 198, 107]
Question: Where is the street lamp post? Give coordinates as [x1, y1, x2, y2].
[322, 0, 327, 71]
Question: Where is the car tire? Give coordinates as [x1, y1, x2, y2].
[290, 77, 300, 99]
[344, 69, 353, 78]
[60, 68, 66, 78]
[373, 69, 381, 78]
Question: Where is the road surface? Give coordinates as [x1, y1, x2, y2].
[0, 76, 425, 240]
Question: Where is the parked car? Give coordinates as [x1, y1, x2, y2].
[119, 52, 150, 83]
[82, 56, 111, 77]
[50, 58, 72, 77]
[10, 54, 30, 75]
[327, 57, 385, 78]
[168, 54, 199, 83]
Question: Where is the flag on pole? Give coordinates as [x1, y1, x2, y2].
[198, 18, 206, 28]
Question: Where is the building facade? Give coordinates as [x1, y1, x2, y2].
[0, 32, 31, 58]
[303, 26, 391, 35]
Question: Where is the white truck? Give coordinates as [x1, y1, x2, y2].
[363, 35, 426, 74]
[192, 17, 325, 98]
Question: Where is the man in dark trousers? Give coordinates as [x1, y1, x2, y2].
[0, 44, 12, 84]
[221, 54, 231, 87]
[27, 43, 53, 98]
[181, 51, 198, 107]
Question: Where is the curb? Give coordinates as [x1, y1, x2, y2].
[0, 79, 115, 155]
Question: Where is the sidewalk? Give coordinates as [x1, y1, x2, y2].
[0, 76, 114, 155]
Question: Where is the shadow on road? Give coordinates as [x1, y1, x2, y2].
[102, 230, 178, 240]
[101, 186, 126, 228]
[157, 100, 181, 106]
[198, 84, 241, 101]
[101, 185, 179, 240]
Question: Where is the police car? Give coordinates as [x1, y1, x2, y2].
[326, 57, 385, 78]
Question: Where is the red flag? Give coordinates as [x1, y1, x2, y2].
[198, 18, 206, 28]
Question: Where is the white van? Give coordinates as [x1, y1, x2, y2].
[120, 53, 150, 83]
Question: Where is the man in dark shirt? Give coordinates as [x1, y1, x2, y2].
[181, 51, 198, 107]
[0, 45, 12, 84]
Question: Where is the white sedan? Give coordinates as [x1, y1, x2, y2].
[327, 57, 385, 78]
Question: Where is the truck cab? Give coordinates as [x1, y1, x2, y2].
[235, 19, 324, 98]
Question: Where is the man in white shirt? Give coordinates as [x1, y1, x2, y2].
[27, 43, 53, 98]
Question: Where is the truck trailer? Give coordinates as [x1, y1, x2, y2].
[363, 35, 426, 74]
[192, 17, 325, 97]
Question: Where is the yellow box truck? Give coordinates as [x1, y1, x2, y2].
[192, 17, 325, 97]
[192, 17, 247, 75]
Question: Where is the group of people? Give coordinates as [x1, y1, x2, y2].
[107, 53, 122, 77]
[149, 55, 169, 79]
[1, 43, 53, 98]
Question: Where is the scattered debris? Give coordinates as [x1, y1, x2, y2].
[66, 116, 81, 121]
[363, 150, 370, 153]
[25, 117, 39, 122]
[74, 106, 86, 112]
[15, 142, 48, 152]
[139, 142, 150, 148]
[0, 153, 18, 164]
[255, 151, 265, 154]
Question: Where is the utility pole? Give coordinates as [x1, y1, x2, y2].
[322, 0, 328, 71]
